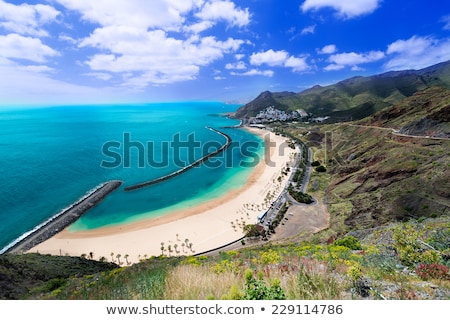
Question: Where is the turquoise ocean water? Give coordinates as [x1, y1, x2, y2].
[0, 102, 263, 252]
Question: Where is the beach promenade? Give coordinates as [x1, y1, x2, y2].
[28, 128, 295, 264]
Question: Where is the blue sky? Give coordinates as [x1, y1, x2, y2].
[0, 0, 449, 105]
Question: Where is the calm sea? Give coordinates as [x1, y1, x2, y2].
[0, 102, 263, 252]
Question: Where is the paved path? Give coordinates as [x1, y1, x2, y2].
[343, 123, 450, 141]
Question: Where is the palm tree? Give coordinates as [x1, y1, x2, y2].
[110, 252, 114, 262]
[168, 245, 172, 256]
[174, 243, 178, 253]
[181, 242, 185, 253]
[124, 254, 129, 265]
[89, 252, 94, 260]
[116, 253, 122, 265]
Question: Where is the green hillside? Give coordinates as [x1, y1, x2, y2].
[2, 216, 449, 300]
[234, 60, 450, 120]
[275, 87, 450, 232]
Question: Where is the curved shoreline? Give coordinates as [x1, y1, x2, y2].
[28, 128, 295, 264]
[2, 180, 123, 254]
[123, 127, 232, 191]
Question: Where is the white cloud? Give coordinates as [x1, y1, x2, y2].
[0, 0, 60, 36]
[250, 49, 289, 66]
[0, 34, 59, 62]
[301, 0, 381, 19]
[250, 49, 311, 72]
[284, 56, 310, 72]
[184, 20, 214, 34]
[85, 72, 113, 81]
[324, 63, 345, 71]
[225, 61, 246, 69]
[329, 51, 385, 65]
[54, 0, 196, 30]
[231, 69, 274, 77]
[318, 44, 337, 54]
[301, 24, 316, 35]
[441, 15, 450, 30]
[53, 0, 249, 87]
[0, 58, 123, 105]
[82, 32, 244, 87]
[58, 34, 78, 44]
[196, 0, 251, 27]
[385, 35, 450, 70]
[325, 50, 384, 70]
[351, 65, 364, 71]
[18, 65, 55, 73]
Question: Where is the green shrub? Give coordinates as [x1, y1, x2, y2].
[315, 165, 327, 172]
[242, 269, 285, 300]
[333, 236, 362, 250]
[311, 160, 321, 167]
[393, 225, 441, 268]
[287, 184, 314, 204]
[221, 284, 242, 300]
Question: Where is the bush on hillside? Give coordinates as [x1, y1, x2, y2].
[333, 236, 363, 250]
[242, 269, 285, 300]
[393, 225, 442, 268]
[415, 263, 449, 281]
[315, 165, 327, 172]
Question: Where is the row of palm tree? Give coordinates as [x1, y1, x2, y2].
[160, 238, 194, 256]
[108, 252, 131, 265]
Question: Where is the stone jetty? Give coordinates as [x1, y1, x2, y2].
[3, 180, 123, 254]
[124, 127, 232, 191]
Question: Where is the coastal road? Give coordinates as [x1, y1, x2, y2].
[195, 137, 323, 256]
[342, 123, 450, 141]
[299, 146, 312, 194]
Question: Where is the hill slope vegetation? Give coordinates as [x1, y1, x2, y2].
[234, 60, 450, 120]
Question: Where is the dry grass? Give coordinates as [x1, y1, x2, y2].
[162, 264, 244, 299]
[162, 257, 347, 300]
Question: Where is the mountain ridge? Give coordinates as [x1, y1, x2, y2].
[234, 59, 450, 120]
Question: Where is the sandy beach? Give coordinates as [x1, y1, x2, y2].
[29, 127, 297, 264]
